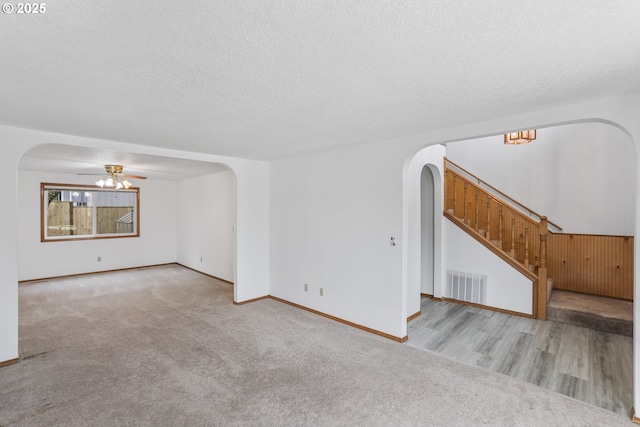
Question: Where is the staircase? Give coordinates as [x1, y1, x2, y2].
[443, 158, 634, 324]
[444, 158, 552, 319]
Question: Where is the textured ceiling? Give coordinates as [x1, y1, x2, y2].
[3, 0, 640, 161]
[19, 144, 229, 180]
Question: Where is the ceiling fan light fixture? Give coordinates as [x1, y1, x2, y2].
[96, 165, 135, 189]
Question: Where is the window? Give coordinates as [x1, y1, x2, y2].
[41, 183, 140, 242]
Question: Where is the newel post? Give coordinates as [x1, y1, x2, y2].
[537, 216, 549, 320]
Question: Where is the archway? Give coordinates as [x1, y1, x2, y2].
[420, 165, 435, 296]
[403, 121, 637, 417]
[403, 144, 445, 319]
[17, 143, 239, 288]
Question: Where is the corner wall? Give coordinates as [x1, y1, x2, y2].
[176, 170, 236, 282]
[0, 143, 21, 362]
[269, 141, 406, 338]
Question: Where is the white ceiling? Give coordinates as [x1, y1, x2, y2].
[3, 0, 640, 165]
[18, 144, 229, 180]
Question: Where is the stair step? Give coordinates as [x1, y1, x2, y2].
[547, 290, 632, 336]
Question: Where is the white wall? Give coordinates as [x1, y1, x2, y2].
[17, 170, 177, 281]
[0, 143, 21, 362]
[270, 141, 405, 338]
[443, 219, 533, 315]
[176, 170, 236, 282]
[445, 123, 635, 235]
[232, 159, 270, 303]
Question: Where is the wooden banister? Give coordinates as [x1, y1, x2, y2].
[445, 158, 562, 231]
[444, 160, 549, 319]
[443, 159, 634, 317]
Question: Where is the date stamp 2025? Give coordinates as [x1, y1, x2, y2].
[2, 3, 46, 14]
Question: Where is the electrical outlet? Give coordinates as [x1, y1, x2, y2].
[97, 256, 102, 262]
[304, 283, 308, 292]
[200, 257, 203, 262]
[320, 288, 324, 296]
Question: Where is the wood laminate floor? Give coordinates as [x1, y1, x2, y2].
[407, 297, 633, 417]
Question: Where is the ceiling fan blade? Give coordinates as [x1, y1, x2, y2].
[77, 165, 147, 179]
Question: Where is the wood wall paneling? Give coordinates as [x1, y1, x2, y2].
[547, 233, 633, 300]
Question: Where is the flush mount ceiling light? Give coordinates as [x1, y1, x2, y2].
[94, 165, 146, 189]
[504, 130, 536, 145]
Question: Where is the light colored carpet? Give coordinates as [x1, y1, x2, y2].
[0, 265, 633, 426]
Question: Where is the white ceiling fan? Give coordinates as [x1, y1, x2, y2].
[79, 164, 147, 189]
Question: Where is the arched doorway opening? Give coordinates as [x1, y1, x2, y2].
[420, 164, 438, 297]
[17, 143, 238, 287]
[404, 121, 636, 417]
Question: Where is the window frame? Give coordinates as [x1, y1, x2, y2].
[41, 182, 140, 242]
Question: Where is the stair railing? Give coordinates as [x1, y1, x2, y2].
[444, 159, 556, 319]
[445, 158, 562, 231]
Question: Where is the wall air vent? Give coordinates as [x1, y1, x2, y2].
[446, 270, 487, 305]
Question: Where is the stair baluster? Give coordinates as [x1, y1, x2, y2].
[510, 216, 516, 258]
[453, 175, 457, 216]
[486, 198, 491, 241]
[498, 206, 503, 250]
[463, 182, 468, 224]
[474, 190, 479, 231]
[524, 226, 529, 268]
